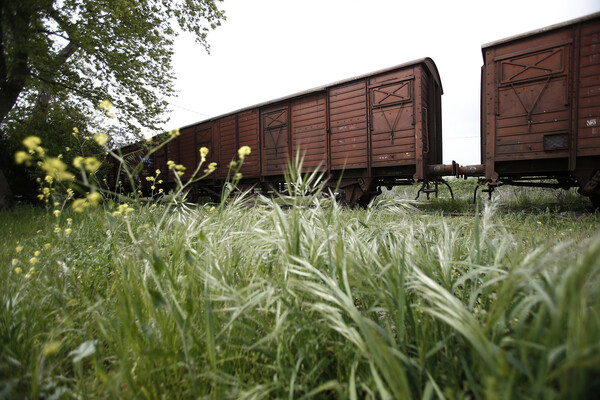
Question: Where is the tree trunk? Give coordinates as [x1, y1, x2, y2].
[0, 168, 14, 210]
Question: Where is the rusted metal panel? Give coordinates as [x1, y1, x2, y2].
[291, 93, 327, 172]
[262, 106, 290, 175]
[328, 80, 368, 169]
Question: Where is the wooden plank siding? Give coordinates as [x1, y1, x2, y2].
[328, 80, 368, 170]
[577, 20, 600, 157]
[482, 13, 600, 180]
[291, 93, 328, 172]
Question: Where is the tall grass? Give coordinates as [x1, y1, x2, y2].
[1, 168, 599, 398]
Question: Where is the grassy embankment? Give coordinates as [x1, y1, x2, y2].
[1, 172, 599, 399]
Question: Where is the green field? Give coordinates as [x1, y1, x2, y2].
[1, 181, 599, 399]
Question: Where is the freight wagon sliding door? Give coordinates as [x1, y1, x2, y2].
[262, 107, 289, 175]
[369, 78, 415, 166]
[291, 94, 327, 172]
[493, 44, 571, 161]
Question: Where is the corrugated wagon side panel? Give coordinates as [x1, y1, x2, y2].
[291, 93, 327, 172]
[577, 20, 600, 157]
[329, 80, 368, 170]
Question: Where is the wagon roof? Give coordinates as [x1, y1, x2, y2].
[482, 12, 600, 51]
[179, 57, 442, 130]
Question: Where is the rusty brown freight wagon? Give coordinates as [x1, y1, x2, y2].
[148, 58, 445, 206]
[476, 13, 600, 206]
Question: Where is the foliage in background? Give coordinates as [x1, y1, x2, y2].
[0, 0, 226, 201]
[0, 0, 225, 132]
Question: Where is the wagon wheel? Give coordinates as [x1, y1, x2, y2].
[338, 183, 363, 208]
[339, 183, 378, 208]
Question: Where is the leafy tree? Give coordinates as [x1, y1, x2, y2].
[0, 0, 225, 205]
[1, 0, 225, 131]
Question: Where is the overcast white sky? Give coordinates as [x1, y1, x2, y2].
[167, 0, 599, 165]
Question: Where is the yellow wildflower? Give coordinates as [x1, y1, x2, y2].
[65, 228, 72, 236]
[205, 162, 217, 174]
[83, 157, 101, 173]
[86, 192, 102, 206]
[168, 128, 180, 139]
[42, 341, 61, 356]
[54, 227, 61, 233]
[72, 156, 84, 169]
[41, 158, 74, 181]
[34, 251, 40, 257]
[43, 187, 50, 196]
[113, 204, 134, 217]
[94, 133, 109, 146]
[12, 259, 18, 266]
[16, 246, 23, 253]
[72, 127, 79, 136]
[23, 136, 42, 151]
[14, 267, 22, 275]
[199, 147, 209, 162]
[99, 100, 115, 117]
[155, 169, 161, 176]
[34, 146, 45, 157]
[67, 218, 72, 225]
[14, 151, 32, 165]
[238, 145, 251, 161]
[45, 175, 53, 184]
[44, 243, 51, 249]
[234, 172, 242, 180]
[71, 198, 88, 212]
[29, 257, 37, 265]
[53, 210, 60, 218]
